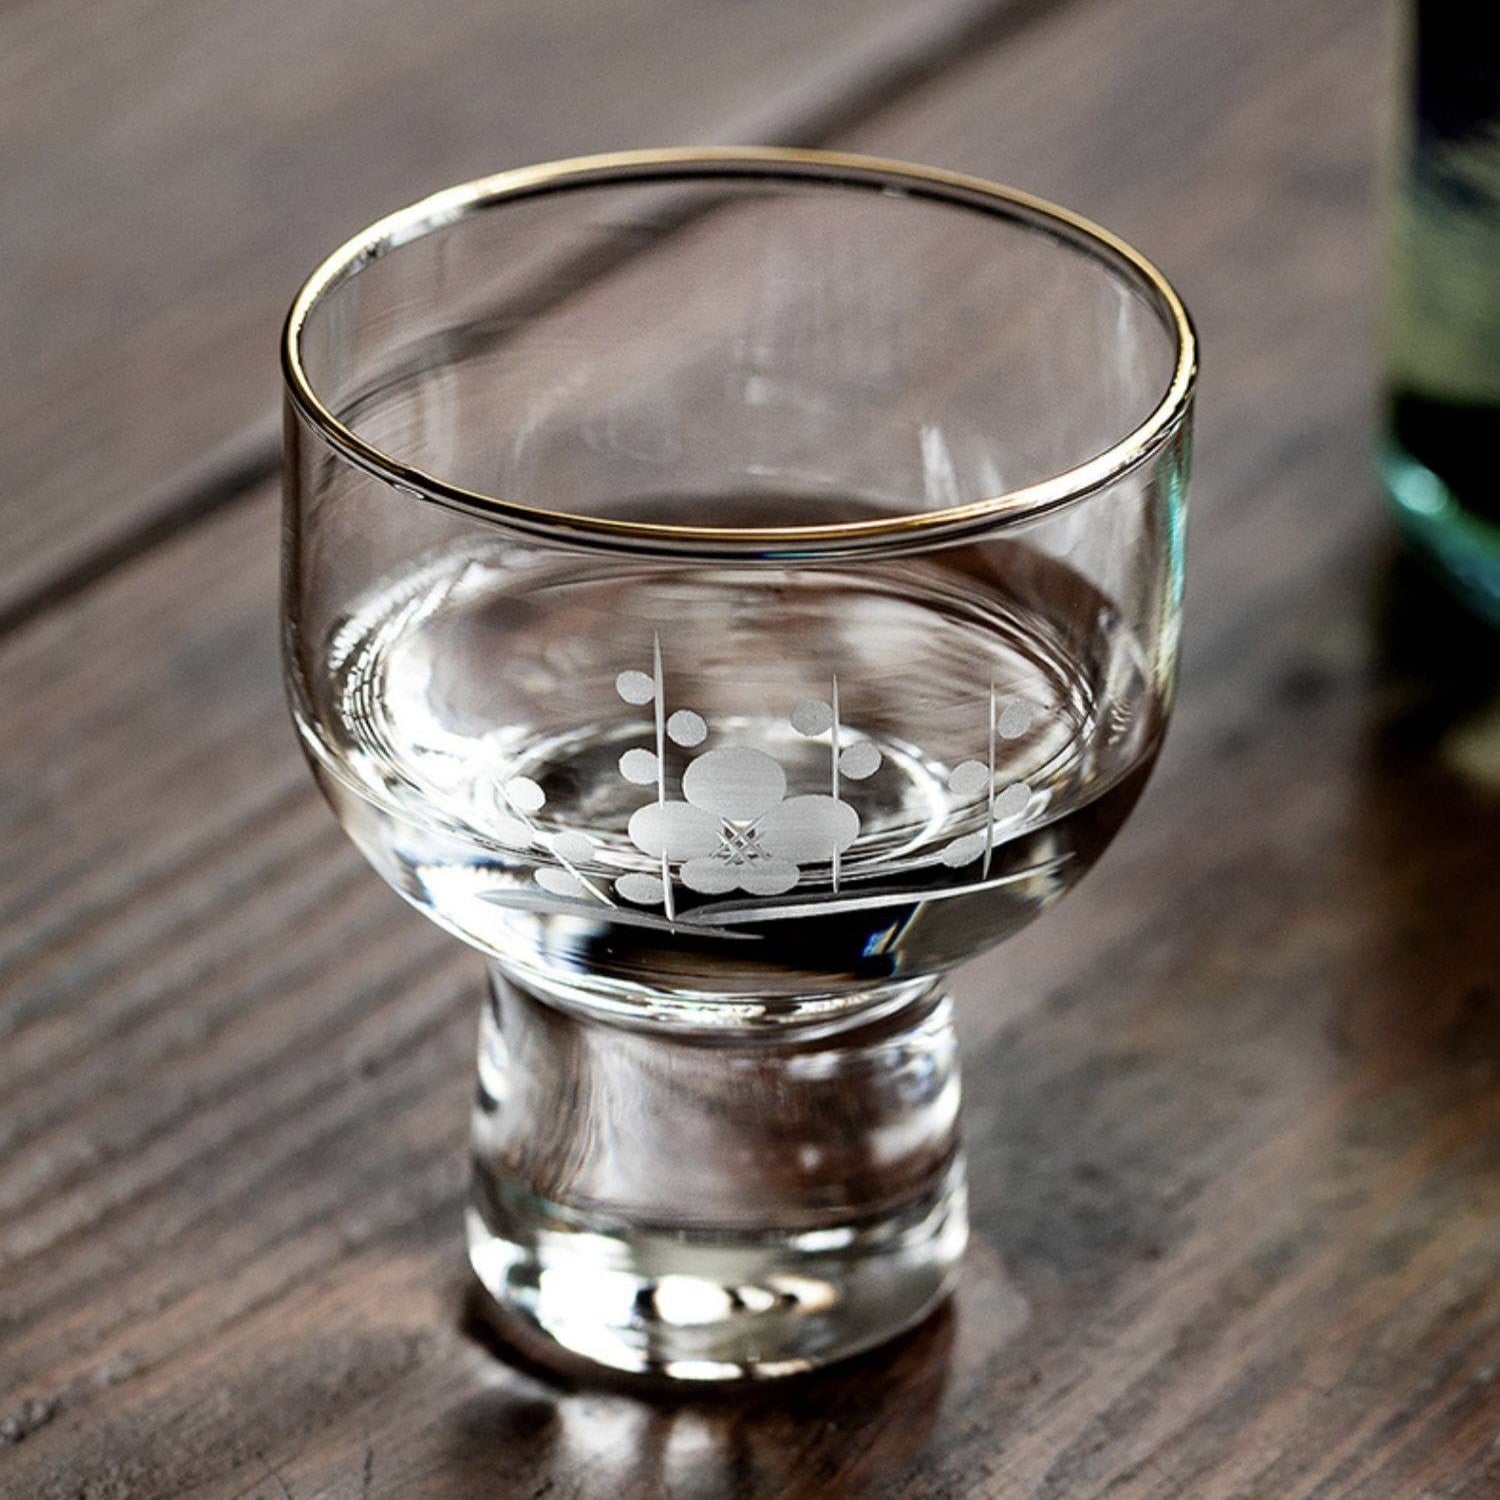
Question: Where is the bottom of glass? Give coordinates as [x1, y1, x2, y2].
[468, 960, 967, 1381]
[467, 1158, 968, 1381]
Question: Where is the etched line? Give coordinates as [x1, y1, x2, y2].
[831, 674, 842, 893]
[984, 682, 997, 878]
[552, 842, 615, 907]
[653, 631, 676, 921]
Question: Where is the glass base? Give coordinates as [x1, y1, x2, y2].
[468, 1160, 967, 1381]
[467, 966, 966, 1381]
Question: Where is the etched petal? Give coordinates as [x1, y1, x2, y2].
[737, 858, 800, 896]
[627, 801, 720, 860]
[681, 746, 786, 820]
[757, 794, 859, 862]
[616, 872, 666, 905]
[681, 857, 740, 894]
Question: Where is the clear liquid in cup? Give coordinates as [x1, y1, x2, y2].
[296, 521, 1165, 1016]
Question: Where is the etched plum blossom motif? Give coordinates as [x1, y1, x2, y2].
[613, 664, 864, 909]
[621, 741, 858, 894]
[940, 685, 1036, 873]
[624, 744, 859, 900]
[514, 643, 1046, 912]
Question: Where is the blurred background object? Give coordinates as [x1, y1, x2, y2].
[1382, 1, 1500, 622]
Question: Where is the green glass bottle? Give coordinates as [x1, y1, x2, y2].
[1382, 2, 1500, 622]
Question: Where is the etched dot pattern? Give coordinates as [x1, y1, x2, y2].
[993, 781, 1032, 822]
[504, 777, 545, 814]
[791, 699, 834, 737]
[839, 741, 881, 780]
[941, 832, 988, 867]
[998, 701, 1033, 739]
[615, 670, 655, 705]
[667, 710, 707, 747]
[619, 748, 659, 785]
[948, 761, 990, 798]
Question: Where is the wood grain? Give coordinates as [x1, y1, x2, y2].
[0, 0, 1047, 625]
[10, 0, 1500, 1495]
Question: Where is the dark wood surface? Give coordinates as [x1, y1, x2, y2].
[8, 0, 1500, 1495]
[0, 0, 1036, 624]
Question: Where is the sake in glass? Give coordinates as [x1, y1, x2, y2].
[281, 149, 1196, 1381]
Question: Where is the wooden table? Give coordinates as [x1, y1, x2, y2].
[7, 0, 1500, 1494]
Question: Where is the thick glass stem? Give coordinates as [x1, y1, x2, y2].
[467, 965, 967, 1379]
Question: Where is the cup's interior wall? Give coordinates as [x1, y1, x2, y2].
[295, 174, 1180, 527]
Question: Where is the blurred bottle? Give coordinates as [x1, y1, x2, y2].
[1382, 2, 1500, 623]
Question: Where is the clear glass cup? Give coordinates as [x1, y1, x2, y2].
[281, 148, 1196, 1381]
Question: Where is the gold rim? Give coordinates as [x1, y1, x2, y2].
[282, 147, 1197, 557]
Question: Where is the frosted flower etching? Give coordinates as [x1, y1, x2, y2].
[506, 636, 1045, 911]
[625, 745, 858, 900]
[613, 640, 865, 910]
